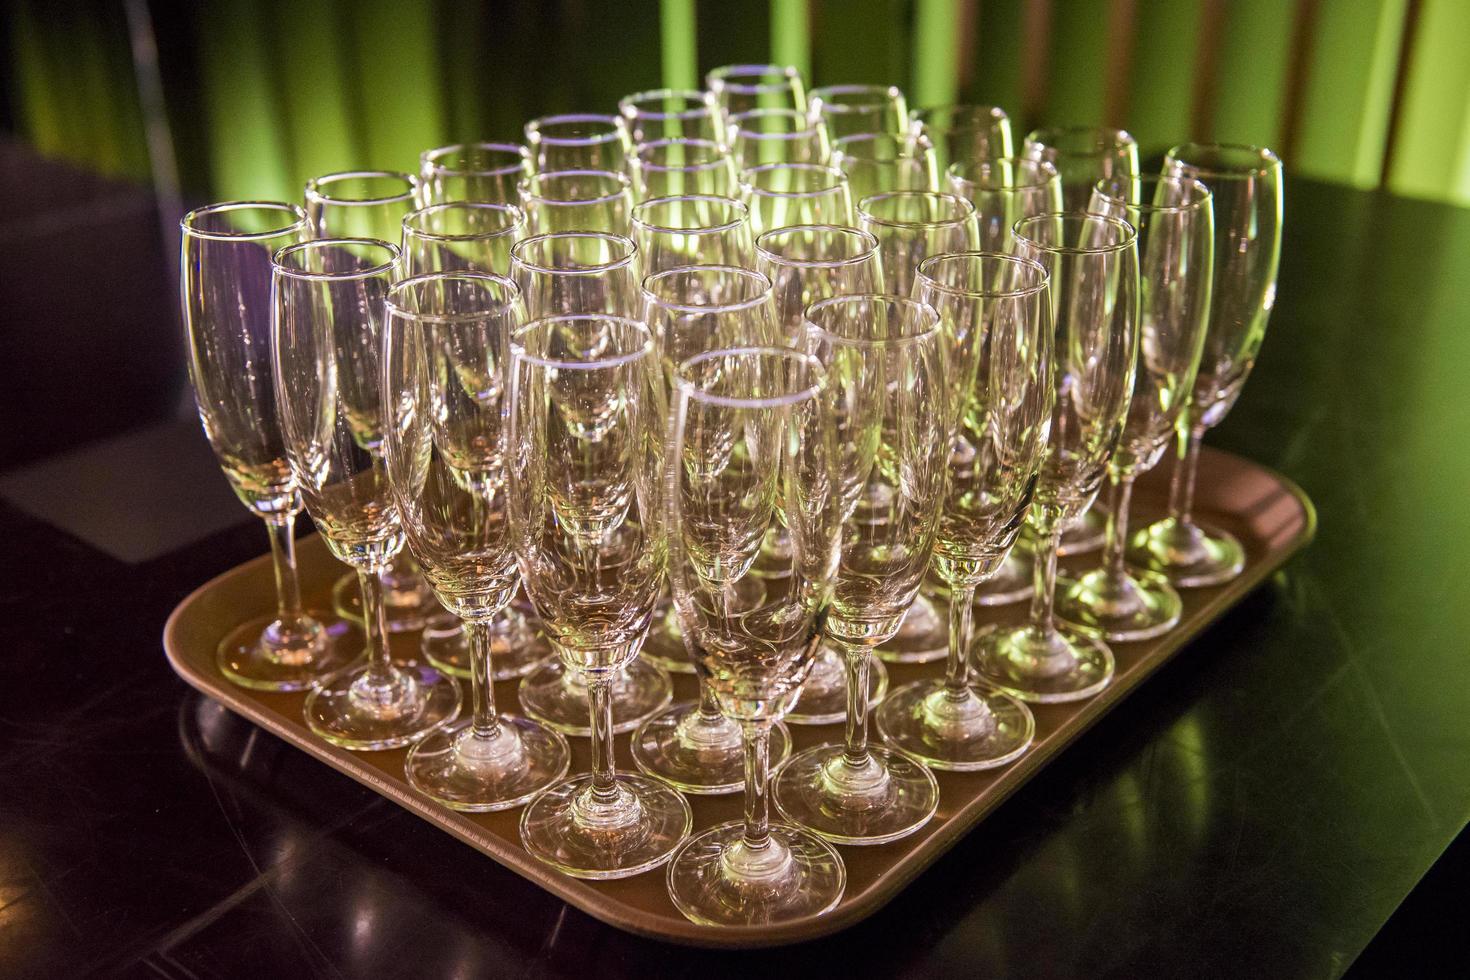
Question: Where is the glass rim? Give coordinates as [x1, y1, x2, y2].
[633, 138, 730, 172]
[674, 345, 826, 408]
[946, 157, 1059, 190]
[754, 224, 879, 268]
[739, 162, 847, 197]
[525, 113, 623, 146]
[729, 108, 826, 143]
[705, 63, 804, 94]
[912, 103, 1009, 127]
[1165, 142, 1283, 179]
[511, 314, 652, 371]
[402, 201, 525, 241]
[272, 238, 400, 280]
[305, 170, 418, 206]
[803, 293, 941, 349]
[509, 231, 638, 275]
[1023, 125, 1137, 156]
[810, 83, 905, 110]
[1012, 212, 1138, 255]
[519, 169, 632, 205]
[833, 132, 934, 162]
[419, 141, 529, 177]
[180, 201, 307, 241]
[385, 270, 521, 323]
[641, 264, 772, 313]
[631, 195, 750, 235]
[1091, 175, 1212, 214]
[618, 88, 715, 119]
[915, 251, 1050, 298]
[857, 190, 975, 227]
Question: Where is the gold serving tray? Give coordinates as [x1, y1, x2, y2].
[164, 446, 1315, 948]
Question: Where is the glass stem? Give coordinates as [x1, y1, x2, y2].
[1027, 525, 1063, 637]
[465, 620, 500, 740]
[741, 721, 773, 850]
[1103, 472, 1136, 581]
[357, 568, 395, 686]
[1169, 425, 1205, 525]
[944, 584, 977, 697]
[696, 676, 722, 719]
[265, 514, 303, 622]
[587, 674, 619, 804]
[840, 642, 872, 768]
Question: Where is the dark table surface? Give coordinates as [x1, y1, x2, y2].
[2, 175, 1468, 979]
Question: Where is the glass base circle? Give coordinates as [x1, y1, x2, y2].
[404, 715, 570, 812]
[631, 704, 792, 795]
[331, 570, 434, 633]
[420, 609, 555, 681]
[1057, 505, 1107, 556]
[216, 610, 354, 692]
[972, 623, 1115, 703]
[641, 603, 695, 674]
[1056, 568, 1182, 642]
[875, 593, 949, 664]
[304, 660, 461, 751]
[1127, 516, 1246, 588]
[666, 820, 845, 925]
[518, 658, 672, 736]
[874, 679, 1034, 771]
[772, 744, 939, 845]
[519, 772, 692, 880]
[785, 649, 888, 726]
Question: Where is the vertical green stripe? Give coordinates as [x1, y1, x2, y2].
[1209, 0, 1295, 149]
[1388, 0, 1470, 204]
[273, 0, 360, 191]
[660, 0, 698, 90]
[967, 0, 1024, 119]
[1044, 0, 1110, 127]
[912, 0, 961, 108]
[1125, 0, 1204, 155]
[349, 0, 444, 174]
[770, 0, 811, 77]
[199, 0, 292, 200]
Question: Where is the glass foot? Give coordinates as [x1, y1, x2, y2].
[1127, 515, 1245, 588]
[875, 593, 949, 664]
[404, 715, 569, 812]
[304, 660, 461, 751]
[874, 679, 1034, 771]
[786, 648, 888, 726]
[1057, 567, 1182, 642]
[1057, 504, 1107, 556]
[631, 704, 792, 795]
[216, 609, 355, 692]
[772, 745, 939, 845]
[520, 772, 692, 880]
[331, 569, 433, 633]
[666, 820, 845, 925]
[641, 602, 695, 674]
[420, 608, 555, 681]
[972, 622, 1115, 703]
[518, 658, 672, 736]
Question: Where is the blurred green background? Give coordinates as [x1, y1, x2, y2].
[3, 0, 1468, 207]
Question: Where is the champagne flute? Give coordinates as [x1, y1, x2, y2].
[305, 169, 440, 630]
[633, 266, 792, 793]
[664, 347, 845, 924]
[973, 213, 1140, 702]
[705, 63, 808, 121]
[383, 272, 570, 809]
[509, 231, 641, 318]
[180, 202, 350, 690]
[524, 113, 628, 173]
[772, 295, 946, 845]
[272, 238, 461, 748]
[912, 103, 1014, 174]
[1129, 144, 1284, 587]
[808, 84, 909, 141]
[512, 314, 691, 879]
[630, 195, 754, 274]
[739, 162, 854, 237]
[831, 132, 939, 205]
[618, 88, 722, 145]
[401, 202, 555, 682]
[726, 108, 832, 169]
[1057, 176, 1214, 639]
[629, 138, 739, 201]
[418, 142, 531, 206]
[517, 169, 634, 236]
[876, 252, 1050, 769]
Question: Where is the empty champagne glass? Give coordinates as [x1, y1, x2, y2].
[876, 252, 1050, 769]
[705, 63, 808, 121]
[512, 314, 691, 879]
[633, 266, 792, 793]
[808, 84, 908, 141]
[383, 272, 570, 809]
[524, 113, 628, 173]
[664, 347, 845, 924]
[517, 170, 633, 235]
[1130, 144, 1283, 587]
[739, 162, 854, 237]
[629, 138, 739, 200]
[418, 142, 531, 206]
[772, 295, 946, 845]
[831, 132, 939, 204]
[618, 88, 722, 145]
[1022, 126, 1140, 211]
[509, 231, 641, 318]
[1057, 176, 1214, 640]
[912, 104, 1014, 174]
[726, 108, 832, 169]
[180, 202, 350, 690]
[272, 238, 461, 748]
[630, 195, 754, 274]
[973, 213, 1140, 702]
[947, 157, 1063, 253]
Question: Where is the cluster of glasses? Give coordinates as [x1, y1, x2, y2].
[179, 61, 1282, 926]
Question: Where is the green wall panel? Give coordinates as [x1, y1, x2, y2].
[1125, 0, 1205, 154]
[198, 0, 293, 201]
[271, 0, 361, 192]
[1043, 0, 1110, 129]
[966, 0, 1024, 123]
[1388, 0, 1470, 205]
[348, 0, 445, 175]
[812, 0, 912, 88]
[911, 0, 962, 109]
[1209, 0, 1294, 150]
